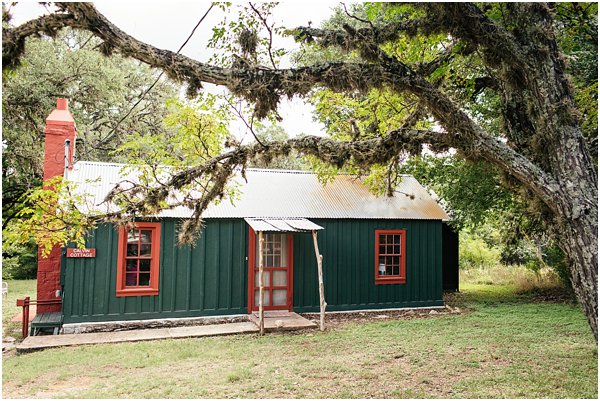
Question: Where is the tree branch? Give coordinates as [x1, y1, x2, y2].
[291, 19, 422, 51]
[103, 129, 450, 228]
[289, 19, 562, 208]
[2, 12, 75, 69]
[417, 3, 531, 75]
[3, 2, 563, 219]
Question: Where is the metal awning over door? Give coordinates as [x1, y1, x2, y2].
[244, 218, 323, 233]
[245, 217, 326, 334]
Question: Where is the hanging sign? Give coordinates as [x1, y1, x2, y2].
[66, 248, 96, 258]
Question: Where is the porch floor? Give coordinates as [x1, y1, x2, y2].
[16, 322, 259, 353]
[248, 311, 318, 332]
[16, 312, 317, 353]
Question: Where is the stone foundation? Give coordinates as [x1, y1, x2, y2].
[62, 314, 249, 334]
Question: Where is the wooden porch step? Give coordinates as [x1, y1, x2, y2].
[30, 312, 63, 335]
[248, 312, 317, 332]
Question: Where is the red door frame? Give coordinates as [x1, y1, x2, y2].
[247, 228, 294, 313]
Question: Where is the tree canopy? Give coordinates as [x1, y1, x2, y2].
[2, 2, 597, 339]
[2, 27, 177, 225]
[1, 24, 178, 277]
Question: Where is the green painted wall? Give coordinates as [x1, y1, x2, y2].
[62, 219, 249, 323]
[293, 219, 443, 313]
[62, 218, 443, 323]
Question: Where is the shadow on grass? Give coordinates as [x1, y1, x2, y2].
[445, 283, 576, 309]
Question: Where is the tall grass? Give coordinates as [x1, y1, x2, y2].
[458, 228, 568, 294]
[461, 265, 564, 293]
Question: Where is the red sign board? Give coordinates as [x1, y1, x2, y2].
[66, 248, 96, 258]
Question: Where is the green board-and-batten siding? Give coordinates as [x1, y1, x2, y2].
[61, 218, 443, 324]
[62, 219, 249, 324]
[293, 219, 443, 313]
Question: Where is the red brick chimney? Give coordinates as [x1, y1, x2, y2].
[37, 98, 77, 313]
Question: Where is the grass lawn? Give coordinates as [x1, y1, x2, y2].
[2, 280, 597, 398]
[2, 280, 37, 340]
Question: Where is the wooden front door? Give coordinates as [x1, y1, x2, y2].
[248, 230, 294, 312]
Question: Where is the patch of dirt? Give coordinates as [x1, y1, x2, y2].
[32, 376, 95, 399]
[518, 287, 576, 304]
[300, 305, 470, 330]
[443, 290, 471, 308]
[11, 305, 37, 323]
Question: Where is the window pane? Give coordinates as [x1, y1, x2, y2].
[140, 243, 151, 257]
[393, 266, 400, 276]
[386, 265, 393, 276]
[387, 245, 394, 255]
[126, 243, 138, 257]
[254, 271, 270, 287]
[379, 244, 386, 254]
[392, 256, 400, 266]
[272, 290, 287, 306]
[254, 289, 270, 306]
[280, 235, 288, 267]
[394, 245, 401, 255]
[393, 235, 401, 244]
[273, 270, 287, 286]
[126, 259, 137, 271]
[127, 230, 139, 242]
[139, 273, 150, 286]
[125, 273, 137, 286]
[140, 230, 152, 243]
[380, 235, 387, 245]
[378, 261, 386, 276]
[139, 259, 151, 272]
[256, 233, 288, 267]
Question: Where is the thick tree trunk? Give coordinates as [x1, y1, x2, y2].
[496, 3, 600, 340]
[562, 212, 598, 340]
[551, 130, 598, 340]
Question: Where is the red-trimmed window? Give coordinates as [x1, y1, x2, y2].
[116, 222, 161, 297]
[375, 229, 406, 284]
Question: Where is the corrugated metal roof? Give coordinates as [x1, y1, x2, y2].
[67, 161, 449, 220]
[245, 218, 324, 232]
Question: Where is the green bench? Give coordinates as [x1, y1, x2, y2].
[30, 312, 63, 336]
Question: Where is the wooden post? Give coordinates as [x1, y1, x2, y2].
[16, 296, 31, 338]
[258, 231, 265, 335]
[312, 230, 326, 331]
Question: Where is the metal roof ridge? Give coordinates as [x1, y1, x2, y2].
[75, 160, 126, 166]
[73, 161, 415, 178]
[243, 168, 315, 174]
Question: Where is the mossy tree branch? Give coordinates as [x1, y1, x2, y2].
[2, 2, 559, 210]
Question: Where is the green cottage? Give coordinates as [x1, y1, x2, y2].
[36, 99, 459, 333]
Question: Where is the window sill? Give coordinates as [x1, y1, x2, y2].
[375, 277, 406, 285]
[116, 288, 159, 297]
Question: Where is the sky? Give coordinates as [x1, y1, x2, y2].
[9, 1, 344, 139]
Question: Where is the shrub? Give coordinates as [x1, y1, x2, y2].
[2, 242, 37, 280]
[459, 231, 502, 270]
[543, 245, 572, 291]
